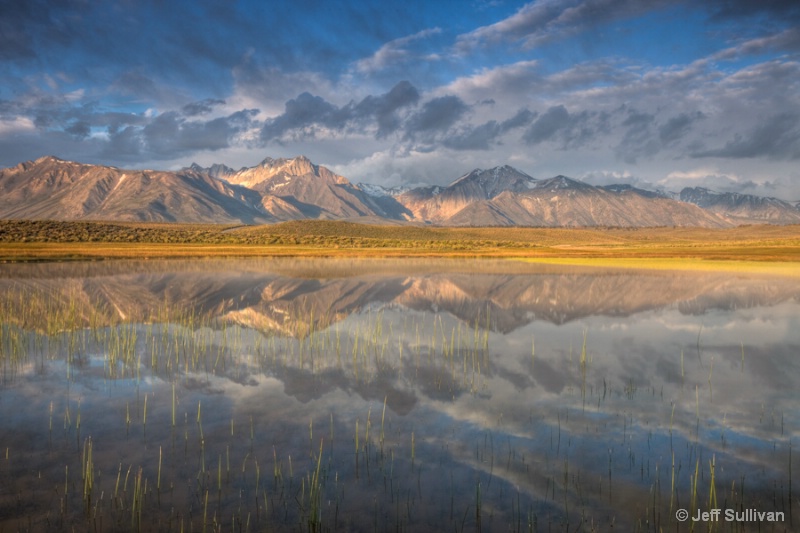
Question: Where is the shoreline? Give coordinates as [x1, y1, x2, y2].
[1, 242, 798, 277]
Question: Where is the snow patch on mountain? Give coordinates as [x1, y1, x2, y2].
[357, 183, 412, 197]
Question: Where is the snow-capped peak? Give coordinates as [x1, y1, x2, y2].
[357, 183, 412, 197]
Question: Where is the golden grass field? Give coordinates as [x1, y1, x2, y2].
[1, 219, 799, 274]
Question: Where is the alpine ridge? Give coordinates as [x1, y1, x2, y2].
[679, 187, 800, 224]
[1, 155, 796, 227]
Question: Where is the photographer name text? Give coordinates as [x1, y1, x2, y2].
[675, 508, 784, 523]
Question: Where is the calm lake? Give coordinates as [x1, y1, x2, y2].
[0, 258, 798, 531]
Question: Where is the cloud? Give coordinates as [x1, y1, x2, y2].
[712, 27, 800, 61]
[580, 169, 643, 186]
[439, 109, 536, 150]
[612, 108, 705, 163]
[443, 121, 501, 150]
[613, 108, 657, 163]
[354, 28, 443, 74]
[352, 81, 420, 137]
[102, 125, 144, 159]
[659, 112, 704, 145]
[142, 113, 230, 156]
[1, 0, 799, 200]
[64, 120, 91, 139]
[0, 0, 92, 62]
[500, 108, 537, 131]
[692, 113, 800, 160]
[522, 105, 608, 149]
[259, 81, 422, 143]
[455, 0, 674, 50]
[260, 93, 342, 143]
[93, 109, 261, 161]
[455, 0, 566, 50]
[441, 60, 541, 103]
[523, 105, 570, 144]
[456, 0, 798, 55]
[0, 116, 36, 135]
[230, 65, 338, 117]
[658, 168, 768, 194]
[404, 95, 469, 138]
[182, 99, 226, 117]
[111, 70, 190, 108]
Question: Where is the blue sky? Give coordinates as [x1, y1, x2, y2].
[1, 0, 799, 199]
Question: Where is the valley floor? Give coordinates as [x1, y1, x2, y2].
[1, 219, 799, 274]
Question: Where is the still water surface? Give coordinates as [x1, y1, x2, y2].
[0, 258, 798, 531]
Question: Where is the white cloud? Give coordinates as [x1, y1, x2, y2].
[353, 27, 443, 75]
[712, 27, 800, 62]
[437, 60, 541, 104]
[455, 0, 673, 51]
[0, 116, 36, 135]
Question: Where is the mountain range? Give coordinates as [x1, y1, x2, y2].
[1, 155, 798, 227]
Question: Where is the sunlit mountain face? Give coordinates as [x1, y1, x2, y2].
[6, 155, 797, 225]
[1, 258, 798, 530]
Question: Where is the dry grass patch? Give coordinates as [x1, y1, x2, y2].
[1, 219, 799, 265]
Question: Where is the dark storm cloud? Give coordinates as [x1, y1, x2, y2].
[64, 120, 90, 139]
[404, 96, 469, 138]
[613, 107, 658, 163]
[147, 110, 259, 157]
[523, 105, 570, 145]
[658, 112, 704, 145]
[443, 108, 535, 150]
[353, 81, 420, 138]
[260, 82, 422, 143]
[443, 121, 501, 150]
[103, 126, 144, 160]
[613, 108, 707, 163]
[692, 113, 800, 160]
[249, 91, 472, 153]
[260, 93, 342, 142]
[93, 109, 259, 162]
[529, 105, 602, 148]
[521, 105, 609, 149]
[182, 99, 226, 117]
[500, 108, 537, 131]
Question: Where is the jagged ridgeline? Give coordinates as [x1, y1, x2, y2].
[1, 155, 799, 226]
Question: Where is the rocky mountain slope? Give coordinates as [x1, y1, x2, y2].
[194, 156, 409, 220]
[1, 155, 796, 227]
[680, 187, 800, 224]
[398, 172, 729, 227]
[0, 156, 269, 223]
[397, 166, 538, 223]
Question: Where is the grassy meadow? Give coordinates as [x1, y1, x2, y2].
[1, 220, 799, 272]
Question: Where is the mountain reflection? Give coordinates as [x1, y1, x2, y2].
[1, 258, 798, 334]
[1, 258, 798, 531]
